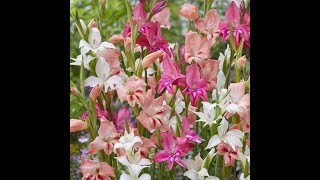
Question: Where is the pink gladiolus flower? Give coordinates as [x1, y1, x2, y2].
[151, 7, 171, 29]
[96, 103, 109, 119]
[136, 136, 157, 158]
[136, 89, 170, 132]
[147, 75, 157, 96]
[136, 21, 170, 57]
[158, 55, 186, 94]
[182, 63, 208, 106]
[202, 59, 220, 91]
[116, 75, 146, 107]
[236, 55, 246, 67]
[184, 31, 210, 67]
[195, 9, 221, 46]
[179, 3, 199, 19]
[81, 155, 115, 180]
[181, 117, 204, 143]
[152, 132, 194, 170]
[88, 117, 120, 155]
[219, 1, 250, 48]
[70, 119, 87, 132]
[217, 142, 240, 166]
[108, 34, 124, 44]
[113, 107, 134, 133]
[142, 50, 166, 68]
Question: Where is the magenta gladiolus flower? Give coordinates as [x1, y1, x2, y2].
[182, 63, 208, 106]
[113, 107, 134, 133]
[181, 117, 204, 143]
[152, 132, 194, 170]
[136, 21, 171, 58]
[123, 1, 147, 38]
[158, 55, 186, 94]
[219, 1, 250, 48]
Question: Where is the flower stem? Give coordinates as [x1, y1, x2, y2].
[215, 155, 223, 178]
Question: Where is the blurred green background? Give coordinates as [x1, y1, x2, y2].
[70, 0, 237, 179]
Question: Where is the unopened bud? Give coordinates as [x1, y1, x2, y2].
[236, 55, 246, 67]
[71, 87, 79, 96]
[90, 84, 102, 101]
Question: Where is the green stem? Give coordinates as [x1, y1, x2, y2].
[215, 155, 223, 178]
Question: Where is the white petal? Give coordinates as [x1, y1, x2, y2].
[183, 159, 197, 171]
[88, 27, 101, 49]
[120, 173, 133, 180]
[194, 153, 204, 167]
[217, 70, 226, 90]
[96, 57, 110, 79]
[100, 41, 116, 49]
[128, 164, 144, 176]
[104, 75, 124, 92]
[84, 76, 103, 87]
[217, 118, 228, 137]
[138, 158, 152, 166]
[184, 170, 198, 180]
[198, 168, 210, 177]
[206, 135, 221, 149]
[79, 39, 93, 55]
[139, 174, 151, 180]
[223, 130, 244, 151]
[206, 176, 220, 180]
[114, 142, 125, 150]
[85, 55, 95, 64]
[133, 136, 143, 145]
[115, 156, 131, 166]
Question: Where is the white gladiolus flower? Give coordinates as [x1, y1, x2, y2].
[206, 118, 244, 151]
[120, 173, 151, 180]
[70, 54, 94, 70]
[114, 130, 143, 152]
[194, 102, 222, 127]
[84, 57, 125, 92]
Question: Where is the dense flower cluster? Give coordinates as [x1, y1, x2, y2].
[70, 0, 250, 179]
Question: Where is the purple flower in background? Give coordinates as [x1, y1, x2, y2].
[78, 136, 89, 143]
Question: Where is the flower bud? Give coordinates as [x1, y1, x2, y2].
[150, 0, 167, 17]
[179, 3, 199, 19]
[108, 34, 124, 44]
[90, 84, 102, 101]
[236, 55, 246, 67]
[142, 50, 166, 68]
[70, 119, 87, 132]
[71, 87, 79, 97]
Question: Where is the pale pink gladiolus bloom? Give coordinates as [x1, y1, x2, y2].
[90, 84, 102, 101]
[80, 155, 115, 180]
[181, 117, 204, 143]
[108, 34, 124, 44]
[217, 142, 240, 167]
[195, 9, 221, 46]
[136, 89, 170, 132]
[70, 119, 87, 132]
[142, 50, 166, 68]
[151, 7, 171, 29]
[97, 48, 122, 70]
[185, 31, 210, 67]
[236, 55, 246, 67]
[179, 3, 199, 19]
[116, 75, 146, 107]
[135, 136, 157, 158]
[152, 132, 194, 170]
[88, 117, 120, 155]
[202, 59, 220, 91]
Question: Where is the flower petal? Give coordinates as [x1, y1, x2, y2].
[152, 150, 170, 162]
[206, 135, 221, 149]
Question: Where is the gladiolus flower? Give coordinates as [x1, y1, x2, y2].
[181, 117, 204, 143]
[217, 142, 240, 166]
[137, 89, 170, 132]
[195, 9, 221, 46]
[182, 63, 208, 106]
[113, 107, 133, 133]
[70, 119, 87, 132]
[153, 132, 194, 170]
[202, 59, 220, 91]
[80, 155, 115, 180]
[219, 1, 250, 48]
[151, 7, 171, 29]
[116, 75, 146, 107]
[88, 117, 120, 155]
[114, 130, 143, 152]
[179, 3, 199, 19]
[158, 55, 186, 94]
[184, 31, 210, 67]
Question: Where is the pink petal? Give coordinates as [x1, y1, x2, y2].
[226, 1, 240, 25]
[88, 137, 105, 154]
[152, 150, 170, 162]
[179, 3, 199, 19]
[168, 156, 175, 170]
[108, 34, 124, 44]
[70, 119, 87, 132]
[174, 156, 186, 168]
